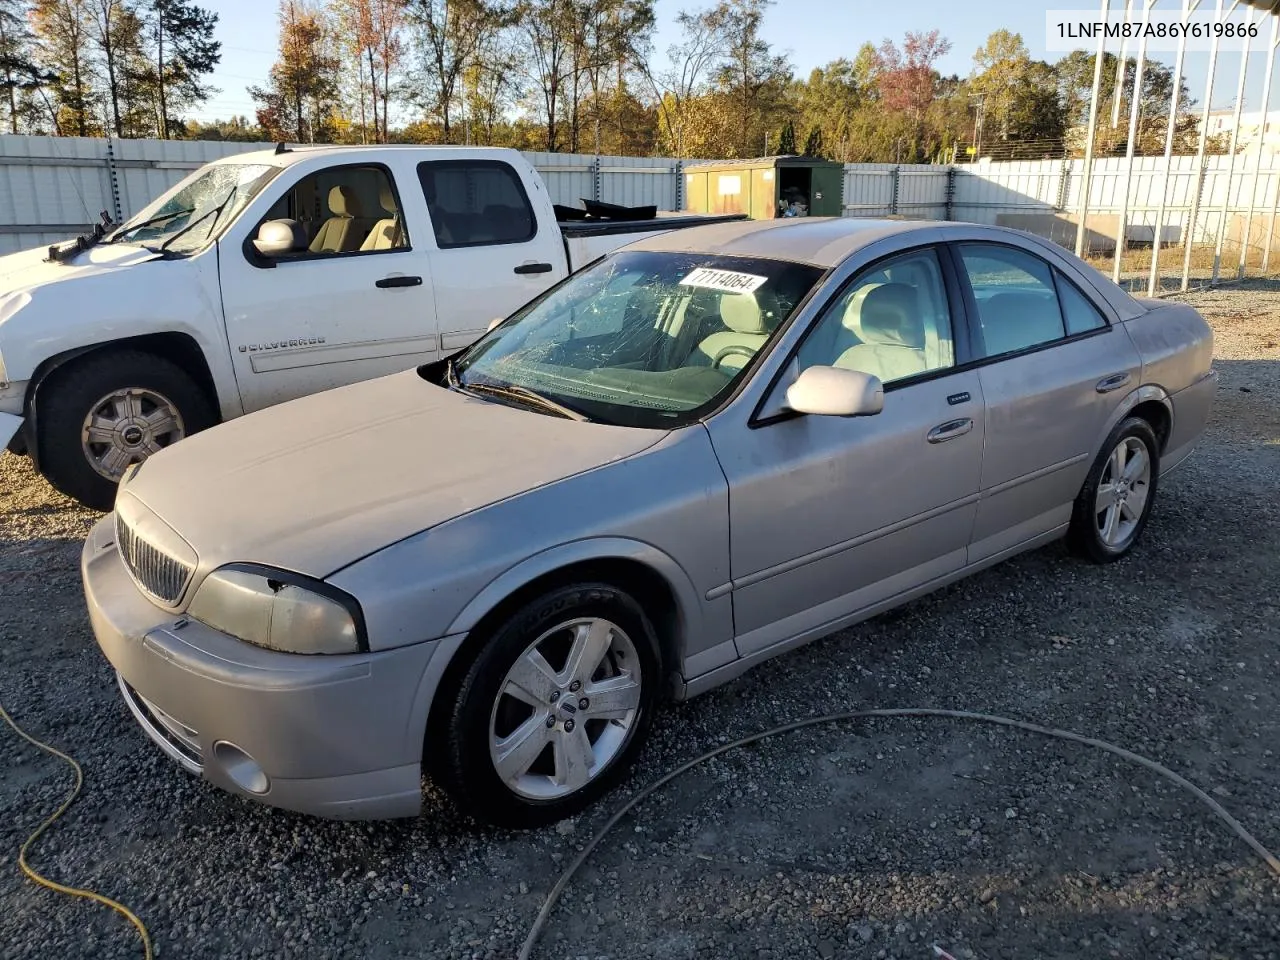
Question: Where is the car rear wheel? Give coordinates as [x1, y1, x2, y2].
[36, 350, 217, 511]
[1068, 416, 1160, 563]
[433, 583, 660, 828]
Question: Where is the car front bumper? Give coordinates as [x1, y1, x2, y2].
[81, 514, 449, 820]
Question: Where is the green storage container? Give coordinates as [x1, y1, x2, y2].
[682, 156, 845, 219]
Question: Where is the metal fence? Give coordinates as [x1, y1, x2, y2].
[4, 133, 1280, 295]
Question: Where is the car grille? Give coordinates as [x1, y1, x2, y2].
[116, 511, 194, 605]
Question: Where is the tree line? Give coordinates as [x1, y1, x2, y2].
[0, 0, 219, 137]
[0, 0, 1230, 161]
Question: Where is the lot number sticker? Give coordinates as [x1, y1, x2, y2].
[679, 267, 768, 294]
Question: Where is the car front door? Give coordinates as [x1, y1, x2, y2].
[219, 161, 439, 413]
[416, 158, 568, 352]
[704, 246, 987, 659]
[950, 242, 1144, 563]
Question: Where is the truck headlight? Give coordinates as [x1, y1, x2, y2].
[188, 564, 366, 654]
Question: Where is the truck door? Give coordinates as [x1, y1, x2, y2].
[217, 160, 439, 413]
[416, 158, 568, 352]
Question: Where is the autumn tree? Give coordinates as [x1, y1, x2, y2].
[637, 2, 729, 158]
[711, 0, 789, 157]
[409, 0, 511, 143]
[250, 0, 340, 142]
[969, 30, 1064, 158]
[1, 0, 53, 132]
[876, 29, 951, 163]
[30, 0, 98, 135]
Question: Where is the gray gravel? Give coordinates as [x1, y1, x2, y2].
[2, 280, 1279, 960]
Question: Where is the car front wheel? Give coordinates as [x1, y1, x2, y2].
[433, 583, 660, 828]
[1069, 415, 1161, 563]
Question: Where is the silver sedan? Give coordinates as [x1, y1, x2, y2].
[81, 218, 1218, 827]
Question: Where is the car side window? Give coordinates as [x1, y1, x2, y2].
[795, 248, 955, 386]
[958, 244, 1067, 358]
[417, 160, 537, 249]
[258, 165, 408, 257]
[1056, 271, 1109, 334]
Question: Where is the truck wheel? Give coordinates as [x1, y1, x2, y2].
[37, 350, 217, 511]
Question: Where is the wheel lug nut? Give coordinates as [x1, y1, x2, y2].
[569, 680, 582, 692]
[550, 691, 559, 703]
[578, 698, 589, 710]
[563, 719, 575, 732]
[545, 715, 556, 728]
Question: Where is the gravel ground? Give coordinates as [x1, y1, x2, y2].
[2, 281, 1279, 960]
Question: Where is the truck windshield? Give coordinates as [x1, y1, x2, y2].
[107, 163, 279, 254]
[453, 251, 824, 428]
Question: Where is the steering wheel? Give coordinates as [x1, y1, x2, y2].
[712, 345, 757, 370]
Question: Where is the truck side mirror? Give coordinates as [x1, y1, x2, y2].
[253, 219, 306, 258]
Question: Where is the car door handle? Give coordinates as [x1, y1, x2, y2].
[1096, 372, 1131, 393]
[375, 275, 423, 288]
[927, 418, 974, 443]
[514, 262, 554, 275]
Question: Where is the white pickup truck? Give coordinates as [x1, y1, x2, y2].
[0, 144, 739, 509]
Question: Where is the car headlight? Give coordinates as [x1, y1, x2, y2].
[187, 564, 366, 654]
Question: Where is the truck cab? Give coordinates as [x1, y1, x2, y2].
[0, 145, 739, 509]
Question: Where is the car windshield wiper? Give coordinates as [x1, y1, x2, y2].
[149, 186, 238, 256]
[107, 207, 194, 243]
[458, 378, 591, 422]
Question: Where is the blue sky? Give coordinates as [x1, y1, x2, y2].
[192, 0, 1276, 125]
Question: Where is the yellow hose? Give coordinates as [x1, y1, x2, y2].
[0, 699, 153, 960]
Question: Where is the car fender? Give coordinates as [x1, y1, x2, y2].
[445, 536, 704, 657]
[1092, 382, 1173, 456]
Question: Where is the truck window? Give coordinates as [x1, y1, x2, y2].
[258, 164, 408, 256]
[417, 160, 537, 249]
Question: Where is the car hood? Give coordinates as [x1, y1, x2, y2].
[0, 242, 160, 292]
[120, 369, 669, 578]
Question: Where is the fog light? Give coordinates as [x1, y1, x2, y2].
[213, 741, 269, 795]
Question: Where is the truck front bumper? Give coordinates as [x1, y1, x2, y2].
[81, 514, 447, 820]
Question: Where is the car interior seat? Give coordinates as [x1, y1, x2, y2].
[834, 282, 928, 382]
[360, 182, 404, 252]
[309, 185, 366, 254]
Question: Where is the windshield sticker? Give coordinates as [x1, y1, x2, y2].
[679, 267, 768, 294]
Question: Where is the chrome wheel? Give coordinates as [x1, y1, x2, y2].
[81, 387, 186, 481]
[1095, 435, 1151, 548]
[488, 616, 642, 801]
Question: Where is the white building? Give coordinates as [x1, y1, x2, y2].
[1203, 109, 1280, 153]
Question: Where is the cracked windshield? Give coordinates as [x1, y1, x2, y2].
[454, 250, 823, 427]
[106, 163, 279, 255]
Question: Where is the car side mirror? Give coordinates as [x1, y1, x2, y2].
[253, 219, 306, 257]
[784, 366, 884, 417]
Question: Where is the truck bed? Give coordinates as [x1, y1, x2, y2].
[558, 212, 749, 268]
[557, 211, 747, 238]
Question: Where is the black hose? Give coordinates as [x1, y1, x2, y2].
[518, 707, 1280, 960]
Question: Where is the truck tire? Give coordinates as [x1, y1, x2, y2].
[36, 349, 217, 511]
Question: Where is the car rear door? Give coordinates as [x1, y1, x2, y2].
[416, 158, 568, 352]
[704, 245, 987, 658]
[949, 241, 1144, 563]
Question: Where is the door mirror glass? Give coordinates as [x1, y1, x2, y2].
[253, 219, 306, 257]
[785, 366, 884, 417]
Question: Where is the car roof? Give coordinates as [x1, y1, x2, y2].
[624, 215, 1148, 319]
[622, 216, 934, 267]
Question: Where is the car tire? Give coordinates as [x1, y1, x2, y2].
[432, 583, 661, 828]
[36, 349, 217, 512]
[1068, 415, 1161, 564]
